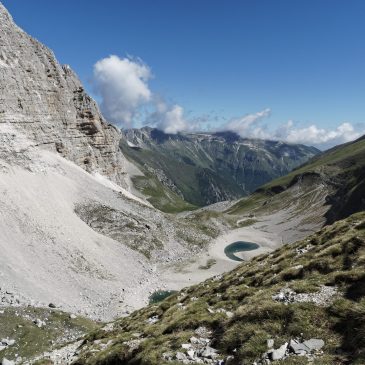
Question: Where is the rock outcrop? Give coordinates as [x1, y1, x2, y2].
[0, 2, 127, 186]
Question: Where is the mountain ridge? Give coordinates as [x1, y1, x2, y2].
[121, 127, 319, 209]
[0, 1, 129, 186]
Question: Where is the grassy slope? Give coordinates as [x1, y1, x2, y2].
[131, 173, 197, 214]
[121, 141, 243, 208]
[73, 212, 365, 365]
[0, 307, 99, 360]
[120, 134, 319, 209]
[120, 142, 198, 213]
[228, 136, 365, 221]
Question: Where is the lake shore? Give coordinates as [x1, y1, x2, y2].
[159, 205, 323, 293]
[159, 218, 281, 291]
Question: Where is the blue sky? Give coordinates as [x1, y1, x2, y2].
[2, 0, 365, 148]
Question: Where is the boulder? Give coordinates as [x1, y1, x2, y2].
[267, 339, 274, 349]
[270, 342, 288, 361]
[2, 359, 15, 365]
[303, 339, 325, 351]
[289, 339, 310, 355]
[175, 352, 187, 361]
[200, 346, 217, 358]
[187, 349, 196, 359]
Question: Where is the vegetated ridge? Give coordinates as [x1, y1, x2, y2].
[228, 134, 365, 224]
[121, 127, 319, 211]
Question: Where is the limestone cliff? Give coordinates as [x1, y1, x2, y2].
[0, 3, 127, 185]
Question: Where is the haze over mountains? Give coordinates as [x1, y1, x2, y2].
[0, 2, 364, 365]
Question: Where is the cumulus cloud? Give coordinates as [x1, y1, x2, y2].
[93, 55, 152, 127]
[155, 104, 189, 134]
[222, 108, 271, 137]
[221, 109, 363, 149]
[145, 98, 200, 134]
[92, 55, 363, 147]
[283, 121, 361, 147]
[93, 55, 196, 133]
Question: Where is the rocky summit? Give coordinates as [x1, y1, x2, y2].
[0, 2, 217, 324]
[0, 3, 127, 186]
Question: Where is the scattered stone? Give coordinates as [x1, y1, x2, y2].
[289, 339, 310, 355]
[34, 318, 46, 328]
[187, 350, 195, 360]
[295, 244, 313, 256]
[123, 339, 143, 352]
[269, 342, 288, 360]
[176, 352, 187, 361]
[146, 315, 159, 324]
[295, 286, 338, 306]
[0, 338, 15, 353]
[195, 326, 212, 338]
[267, 339, 274, 349]
[200, 346, 217, 358]
[48, 303, 56, 308]
[102, 323, 114, 332]
[272, 286, 337, 306]
[162, 352, 174, 361]
[302, 339, 324, 351]
[207, 307, 233, 317]
[2, 358, 15, 365]
[256, 338, 325, 364]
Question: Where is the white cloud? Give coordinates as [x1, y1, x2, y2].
[93, 55, 152, 127]
[93, 55, 196, 133]
[277, 121, 362, 148]
[221, 109, 363, 149]
[156, 104, 189, 134]
[92, 55, 363, 148]
[222, 108, 271, 137]
[146, 99, 200, 134]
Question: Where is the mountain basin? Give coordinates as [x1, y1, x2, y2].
[224, 241, 260, 262]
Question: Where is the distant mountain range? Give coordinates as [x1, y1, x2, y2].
[121, 127, 319, 210]
[229, 134, 365, 224]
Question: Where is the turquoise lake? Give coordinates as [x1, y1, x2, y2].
[224, 241, 260, 261]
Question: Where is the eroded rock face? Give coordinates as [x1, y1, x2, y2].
[0, 3, 127, 186]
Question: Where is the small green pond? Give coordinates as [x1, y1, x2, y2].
[224, 241, 260, 261]
[149, 290, 177, 304]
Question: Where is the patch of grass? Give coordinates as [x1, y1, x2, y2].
[132, 174, 197, 213]
[0, 307, 99, 361]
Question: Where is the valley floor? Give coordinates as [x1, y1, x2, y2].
[159, 203, 326, 294]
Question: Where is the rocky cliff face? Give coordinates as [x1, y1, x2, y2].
[121, 127, 320, 207]
[0, 3, 127, 186]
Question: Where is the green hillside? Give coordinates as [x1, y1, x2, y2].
[72, 211, 365, 365]
[120, 128, 319, 211]
[229, 135, 365, 223]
